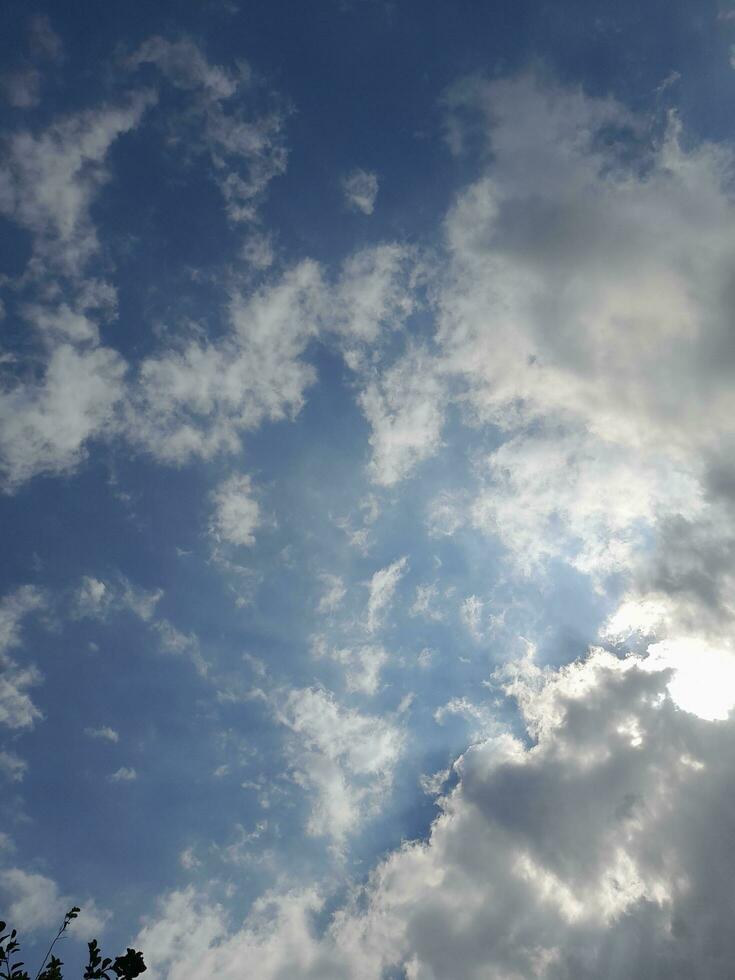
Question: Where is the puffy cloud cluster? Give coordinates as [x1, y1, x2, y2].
[136, 649, 735, 979]
[119, 80, 735, 978]
[0, 45, 422, 490]
[356, 75, 735, 586]
[5, 37, 735, 978]
[0, 88, 152, 488]
[128, 261, 323, 462]
[0, 342, 127, 490]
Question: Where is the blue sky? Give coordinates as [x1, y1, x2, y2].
[3, 2, 735, 977]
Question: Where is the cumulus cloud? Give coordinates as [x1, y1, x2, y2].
[471, 427, 701, 580]
[210, 474, 261, 547]
[313, 637, 388, 696]
[332, 243, 418, 346]
[0, 86, 154, 490]
[135, 885, 328, 980]
[270, 685, 403, 846]
[437, 74, 735, 449]
[0, 869, 109, 936]
[133, 648, 735, 979]
[128, 261, 323, 463]
[0, 93, 154, 276]
[341, 168, 379, 215]
[0, 344, 127, 490]
[351, 72, 735, 596]
[21, 301, 103, 345]
[359, 346, 445, 486]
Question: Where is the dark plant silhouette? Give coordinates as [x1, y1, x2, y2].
[0, 910, 145, 980]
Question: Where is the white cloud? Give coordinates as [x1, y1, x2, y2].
[210, 474, 261, 547]
[121, 580, 164, 622]
[0, 587, 44, 657]
[179, 847, 201, 871]
[133, 648, 735, 979]
[241, 230, 275, 269]
[409, 583, 444, 621]
[153, 620, 209, 677]
[460, 594, 484, 641]
[641, 637, 735, 721]
[317, 574, 347, 614]
[0, 870, 67, 932]
[135, 885, 328, 980]
[128, 261, 323, 463]
[0, 344, 127, 490]
[332, 244, 418, 346]
[333, 494, 381, 555]
[129, 36, 286, 223]
[341, 168, 379, 215]
[109, 766, 137, 782]
[434, 695, 498, 739]
[443, 84, 732, 428]
[425, 489, 466, 538]
[72, 575, 163, 622]
[602, 590, 735, 722]
[21, 302, 101, 344]
[347, 73, 735, 595]
[0, 93, 154, 276]
[0, 588, 44, 731]
[359, 347, 445, 486]
[271, 686, 403, 847]
[365, 556, 407, 632]
[84, 726, 119, 743]
[0, 869, 109, 936]
[74, 576, 110, 617]
[0, 750, 28, 782]
[0, 90, 155, 491]
[0, 664, 43, 730]
[129, 36, 239, 98]
[471, 428, 702, 580]
[314, 638, 388, 696]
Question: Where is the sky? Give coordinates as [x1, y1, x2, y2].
[2, 1, 735, 977]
